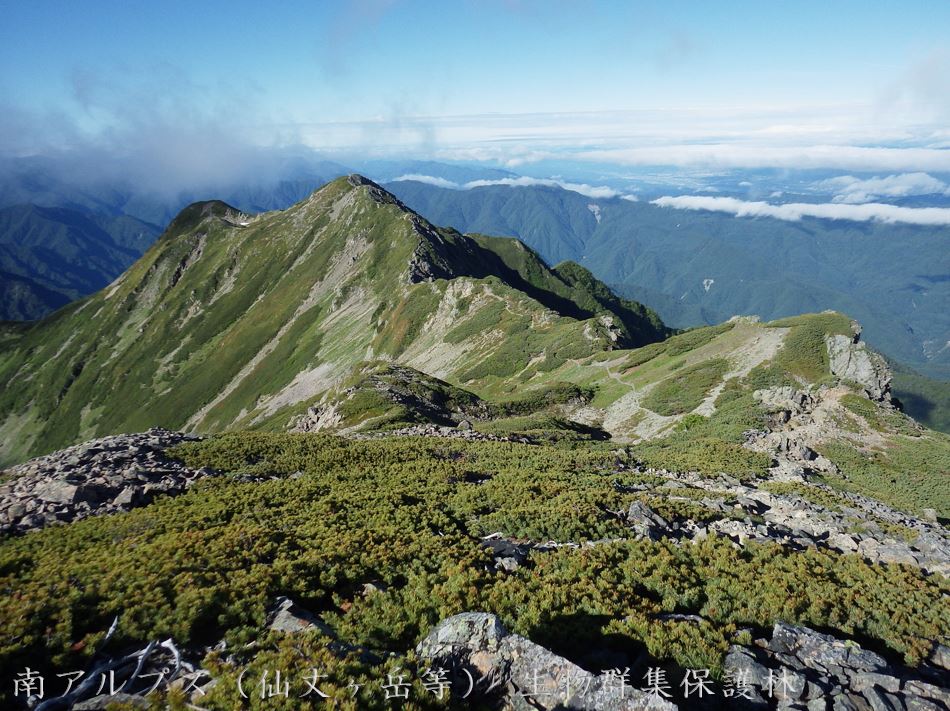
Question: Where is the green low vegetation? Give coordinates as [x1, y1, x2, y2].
[767, 312, 853, 384]
[1, 434, 946, 710]
[817, 433, 950, 518]
[641, 358, 730, 416]
[840, 393, 920, 437]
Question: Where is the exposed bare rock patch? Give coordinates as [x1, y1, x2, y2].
[0, 428, 213, 534]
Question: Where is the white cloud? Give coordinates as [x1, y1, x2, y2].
[463, 176, 629, 200]
[579, 145, 950, 172]
[391, 173, 459, 188]
[390, 173, 638, 201]
[651, 195, 950, 226]
[815, 172, 950, 204]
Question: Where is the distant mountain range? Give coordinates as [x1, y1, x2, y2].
[0, 204, 160, 320]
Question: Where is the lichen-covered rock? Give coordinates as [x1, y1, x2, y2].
[723, 623, 950, 711]
[769, 623, 888, 675]
[626, 501, 670, 540]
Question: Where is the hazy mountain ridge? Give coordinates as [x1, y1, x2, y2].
[0, 203, 160, 320]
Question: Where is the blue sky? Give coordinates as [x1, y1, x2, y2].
[2, 0, 948, 172]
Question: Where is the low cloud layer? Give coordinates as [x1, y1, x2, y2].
[391, 173, 459, 189]
[580, 145, 950, 173]
[0, 65, 308, 197]
[392, 174, 637, 200]
[651, 195, 950, 226]
[816, 173, 950, 204]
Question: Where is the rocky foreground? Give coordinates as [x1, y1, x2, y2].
[4, 419, 948, 580]
[2, 424, 948, 709]
[23, 602, 950, 710]
[0, 429, 208, 534]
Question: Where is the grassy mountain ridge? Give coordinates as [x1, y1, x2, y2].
[0, 176, 666, 464]
[2, 176, 943, 526]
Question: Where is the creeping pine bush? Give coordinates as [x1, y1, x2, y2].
[0, 433, 947, 708]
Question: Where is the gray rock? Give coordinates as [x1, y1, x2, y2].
[927, 643, 950, 671]
[267, 596, 334, 636]
[825, 333, 891, 401]
[832, 694, 861, 711]
[724, 646, 772, 686]
[862, 686, 902, 711]
[112, 486, 140, 507]
[73, 693, 150, 709]
[416, 611, 507, 672]
[36, 481, 79, 504]
[902, 697, 941, 711]
[417, 613, 676, 710]
[626, 501, 670, 540]
[903, 679, 950, 706]
[769, 623, 887, 674]
[851, 673, 901, 693]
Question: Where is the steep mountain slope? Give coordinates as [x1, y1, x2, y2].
[0, 176, 668, 464]
[0, 204, 160, 319]
[386, 180, 950, 381]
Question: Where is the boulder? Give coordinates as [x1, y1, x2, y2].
[768, 623, 887, 675]
[626, 501, 670, 540]
[417, 613, 676, 710]
[825, 333, 891, 401]
[928, 643, 950, 671]
[267, 596, 334, 636]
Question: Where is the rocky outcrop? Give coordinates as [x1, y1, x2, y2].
[266, 596, 335, 636]
[657, 468, 950, 575]
[626, 500, 671, 540]
[291, 362, 494, 434]
[825, 329, 892, 401]
[416, 612, 676, 710]
[0, 428, 212, 534]
[417, 614, 950, 710]
[725, 622, 949, 710]
[293, 402, 345, 432]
